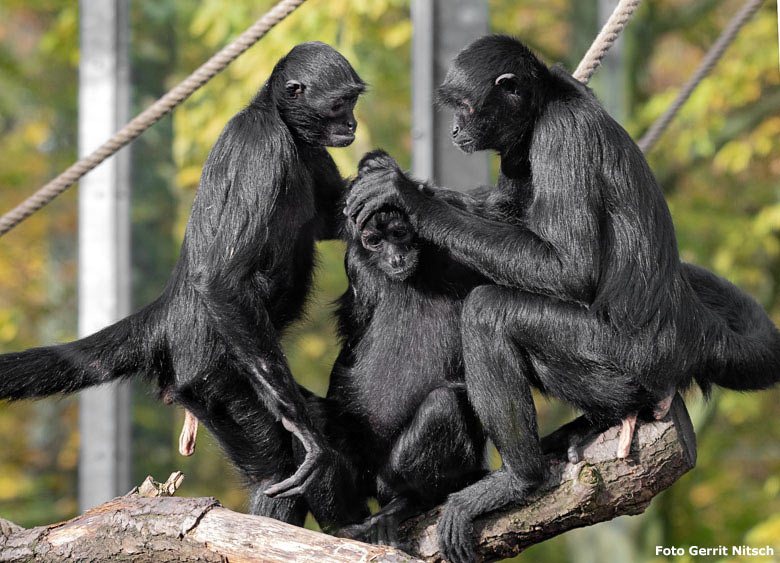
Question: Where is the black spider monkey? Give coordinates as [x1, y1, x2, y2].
[323, 201, 487, 544]
[0, 41, 366, 526]
[346, 35, 780, 562]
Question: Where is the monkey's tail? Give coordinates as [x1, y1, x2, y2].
[0, 304, 159, 401]
[684, 263, 780, 393]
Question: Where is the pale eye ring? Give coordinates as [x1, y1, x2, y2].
[362, 233, 381, 248]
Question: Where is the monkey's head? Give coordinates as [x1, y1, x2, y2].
[437, 35, 549, 154]
[269, 42, 366, 147]
[359, 209, 419, 280]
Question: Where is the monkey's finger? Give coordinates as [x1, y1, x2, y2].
[360, 155, 399, 176]
[357, 149, 398, 173]
[379, 520, 398, 547]
[439, 506, 476, 563]
[355, 196, 399, 229]
[264, 465, 318, 498]
[346, 180, 398, 223]
[263, 449, 319, 497]
[346, 171, 394, 209]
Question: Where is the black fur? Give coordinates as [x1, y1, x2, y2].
[0, 41, 366, 526]
[324, 205, 486, 544]
[345, 35, 780, 562]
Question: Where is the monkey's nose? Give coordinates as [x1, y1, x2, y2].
[451, 124, 460, 138]
[390, 255, 405, 269]
[347, 120, 357, 133]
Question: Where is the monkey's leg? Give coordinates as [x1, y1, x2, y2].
[179, 409, 199, 457]
[290, 391, 370, 531]
[442, 286, 646, 563]
[194, 282, 330, 498]
[353, 387, 485, 547]
[439, 286, 548, 563]
[174, 374, 309, 524]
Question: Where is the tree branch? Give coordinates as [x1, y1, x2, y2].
[0, 396, 695, 562]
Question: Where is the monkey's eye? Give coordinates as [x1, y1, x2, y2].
[361, 233, 382, 249]
[391, 228, 408, 239]
[331, 101, 344, 113]
[459, 100, 474, 114]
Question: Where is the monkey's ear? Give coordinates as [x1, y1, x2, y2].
[285, 80, 305, 98]
[495, 73, 519, 96]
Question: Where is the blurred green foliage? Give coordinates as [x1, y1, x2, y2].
[0, 0, 778, 560]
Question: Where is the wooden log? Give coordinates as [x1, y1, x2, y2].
[0, 496, 415, 562]
[399, 394, 697, 561]
[0, 396, 695, 562]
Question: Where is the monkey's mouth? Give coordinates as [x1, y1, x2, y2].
[384, 264, 416, 280]
[453, 138, 476, 153]
[328, 133, 356, 147]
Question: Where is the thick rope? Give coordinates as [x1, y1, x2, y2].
[0, 0, 640, 238]
[0, 0, 307, 238]
[638, 0, 766, 153]
[573, 0, 643, 84]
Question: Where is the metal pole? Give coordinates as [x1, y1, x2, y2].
[78, 0, 132, 510]
[411, 0, 490, 190]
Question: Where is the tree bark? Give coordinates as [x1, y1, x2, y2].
[0, 396, 696, 562]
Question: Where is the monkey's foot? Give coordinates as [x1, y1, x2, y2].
[438, 500, 477, 563]
[179, 409, 199, 457]
[617, 412, 637, 459]
[653, 392, 675, 420]
[339, 512, 401, 547]
[339, 495, 418, 547]
[540, 418, 605, 464]
[264, 417, 325, 498]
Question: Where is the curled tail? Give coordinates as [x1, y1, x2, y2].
[684, 263, 780, 393]
[0, 306, 157, 401]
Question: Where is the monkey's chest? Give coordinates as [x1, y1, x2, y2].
[351, 297, 463, 441]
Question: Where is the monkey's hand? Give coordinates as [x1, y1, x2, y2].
[346, 150, 418, 229]
[263, 417, 330, 498]
[356, 149, 403, 175]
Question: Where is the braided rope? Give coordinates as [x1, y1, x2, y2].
[637, 0, 766, 153]
[573, 0, 643, 84]
[0, 0, 307, 237]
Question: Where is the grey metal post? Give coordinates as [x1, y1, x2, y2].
[77, 0, 132, 510]
[411, 0, 490, 190]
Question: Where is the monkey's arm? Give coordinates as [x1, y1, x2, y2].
[422, 184, 490, 214]
[314, 152, 351, 241]
[345, 151, 599, 303]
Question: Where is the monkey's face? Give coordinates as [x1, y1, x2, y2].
[320, 93, 360, 147]
[439, 79, 526, 155]
[277, 42, 366, 148]
[282, 79, 363, 147]
[360, 211, 419, 280]
[437, 35, 546, 155]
